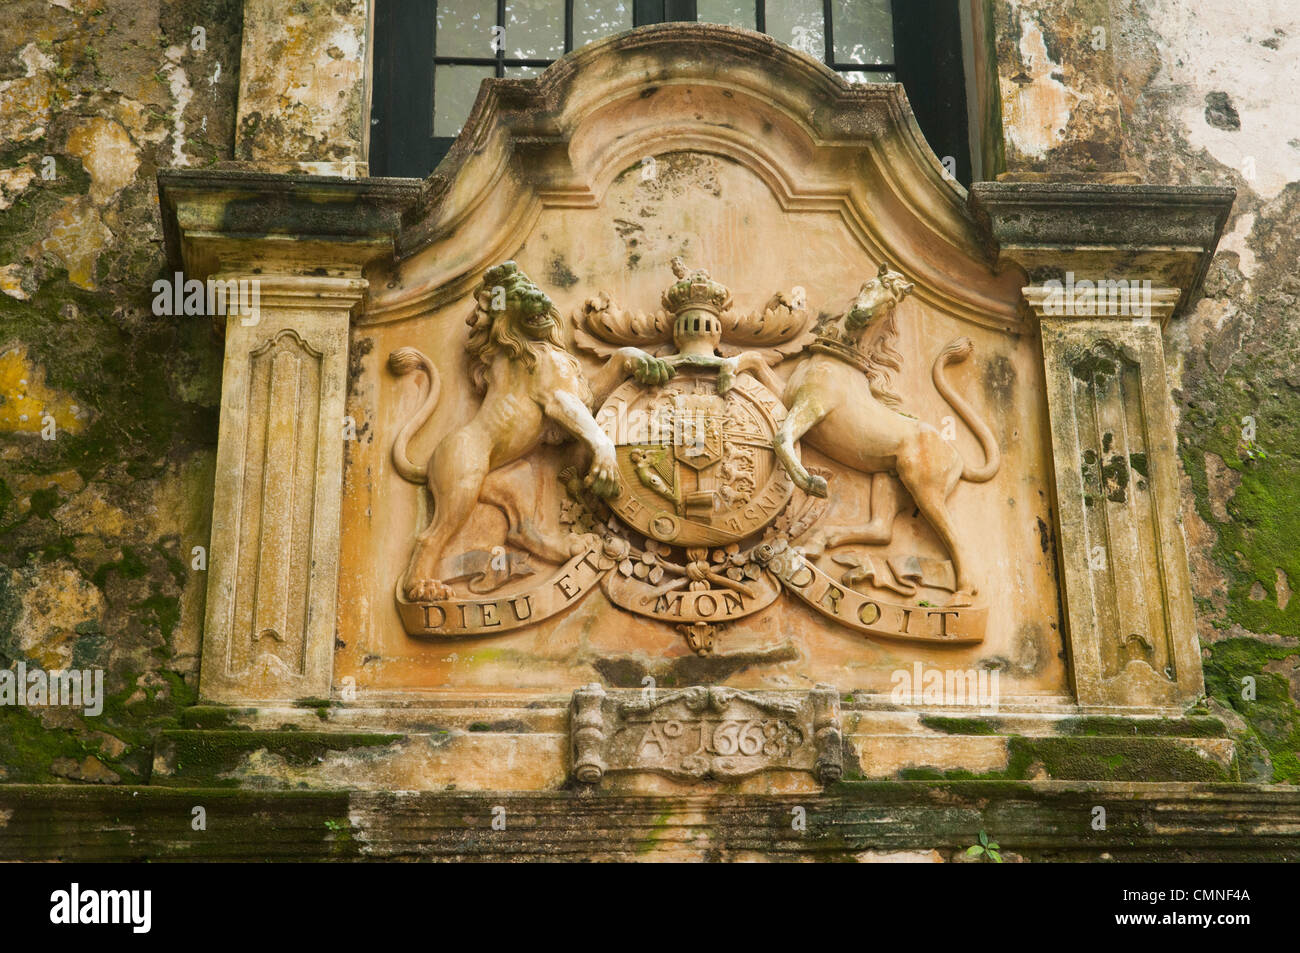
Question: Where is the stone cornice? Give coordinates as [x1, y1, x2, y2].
[157, 168, 422, 280]
[969, 182, 1236, 318]
[5, 783, 1300, 861]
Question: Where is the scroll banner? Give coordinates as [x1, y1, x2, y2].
[601, 570, 781, 624]
[399, 544, 610, 638]
[763, 550, 986, 644]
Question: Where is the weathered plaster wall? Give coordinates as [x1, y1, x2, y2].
[992, 0, 1300, 780]
[0, 0, 242, 781]
[990, 0, 1129, 175]
[233, 0, 369, 175]
[1119, 1, 1300, 783]
[2, 0, 1298, 790]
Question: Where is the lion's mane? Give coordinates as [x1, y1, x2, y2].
[861, 310, 904, 410]
[466, 265, 566, 395]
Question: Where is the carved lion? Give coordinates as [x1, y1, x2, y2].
[389, 261, 669, 602]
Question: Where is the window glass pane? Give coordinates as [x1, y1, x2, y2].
[832, 0, 892, 65]
[841, 70, 896, 84]
[574, 0, 633, 47]
[504, 64, 545, 78]
[505, 0, 565, 59]
[696, 0, 756, 30]
[434, 64, 494, 136]
[436, 0, 497, 58]
[767, 0, 824, 60]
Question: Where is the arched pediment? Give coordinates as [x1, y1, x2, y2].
[364, 23, 1026, 333]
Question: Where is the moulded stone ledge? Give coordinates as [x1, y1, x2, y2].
[148, 714, 1238, 792]
[968, 181, 1236, 317]
[157, 168, 422, 282]
[1, 783, 1297, 861]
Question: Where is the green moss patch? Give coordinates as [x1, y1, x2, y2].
[899, 736, 1233, 782]
[1202, 637, 1300, 782]
[154, 730, 404, 787]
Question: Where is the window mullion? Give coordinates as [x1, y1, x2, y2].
[821, 0, 834, 66]
[496, 0, 506, 76]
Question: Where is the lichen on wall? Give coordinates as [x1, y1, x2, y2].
[1107, 0, 1300, 781]
[990, 0, 1128, 174]
[0, 0, 239, 782]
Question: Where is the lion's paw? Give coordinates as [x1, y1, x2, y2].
[632, 355, 675, 387]
[585, 454, 622, 499]
[406, 578, 453, 602]
[585, 469, 621, 499]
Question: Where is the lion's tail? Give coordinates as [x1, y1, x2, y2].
[932, 337, 1000, 484]
[388, 346, 440, 484]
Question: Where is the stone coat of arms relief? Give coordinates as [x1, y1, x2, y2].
[163, 29, 1217, 724]
[388, 256, 999, 656]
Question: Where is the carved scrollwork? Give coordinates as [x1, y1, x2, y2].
[569, 683, 845, 785]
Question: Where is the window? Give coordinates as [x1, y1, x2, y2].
[370, 1, 972, 184]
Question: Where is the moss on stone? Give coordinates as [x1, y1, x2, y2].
[0, 707, 104, 782]
[896, 736, 1233, 782]
[1174, 286, 1300, 782]
[918, 714, 1227, 738]
[1069, 349, 1117, 386]
[1057, 716, 1227, 738]
[180, 706, 257, 730]
[292, 697, 336, 721]
[156, 730, 405, 787]
[1009, 737, 1231, 782]
[919, 715, 1000, 735]
[1202, 637, 1300, 782]
[1177, 339, 1300, 641]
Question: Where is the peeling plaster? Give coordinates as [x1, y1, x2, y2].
[1001, 11, 1079, 159]
[0, 164, 37, 212]
[18, 41, 55, 74]
[1218, 212, 1258, 280]
[13, 563, 105, 671]
[65, 118, 140, 204]
[35, 197, 113, 290]
[161, 44, 193, 169]
[1145, 0, 1300, 198]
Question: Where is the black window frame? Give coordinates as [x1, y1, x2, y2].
[371, 0, 970, 185]
[433, 0, 574, 78]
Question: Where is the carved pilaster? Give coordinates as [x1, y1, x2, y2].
[158, 170, 419, 703]
[971, 182, 1235, 711]
[199, 276, 363, 701]
[1029, 293, 1202, 708]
